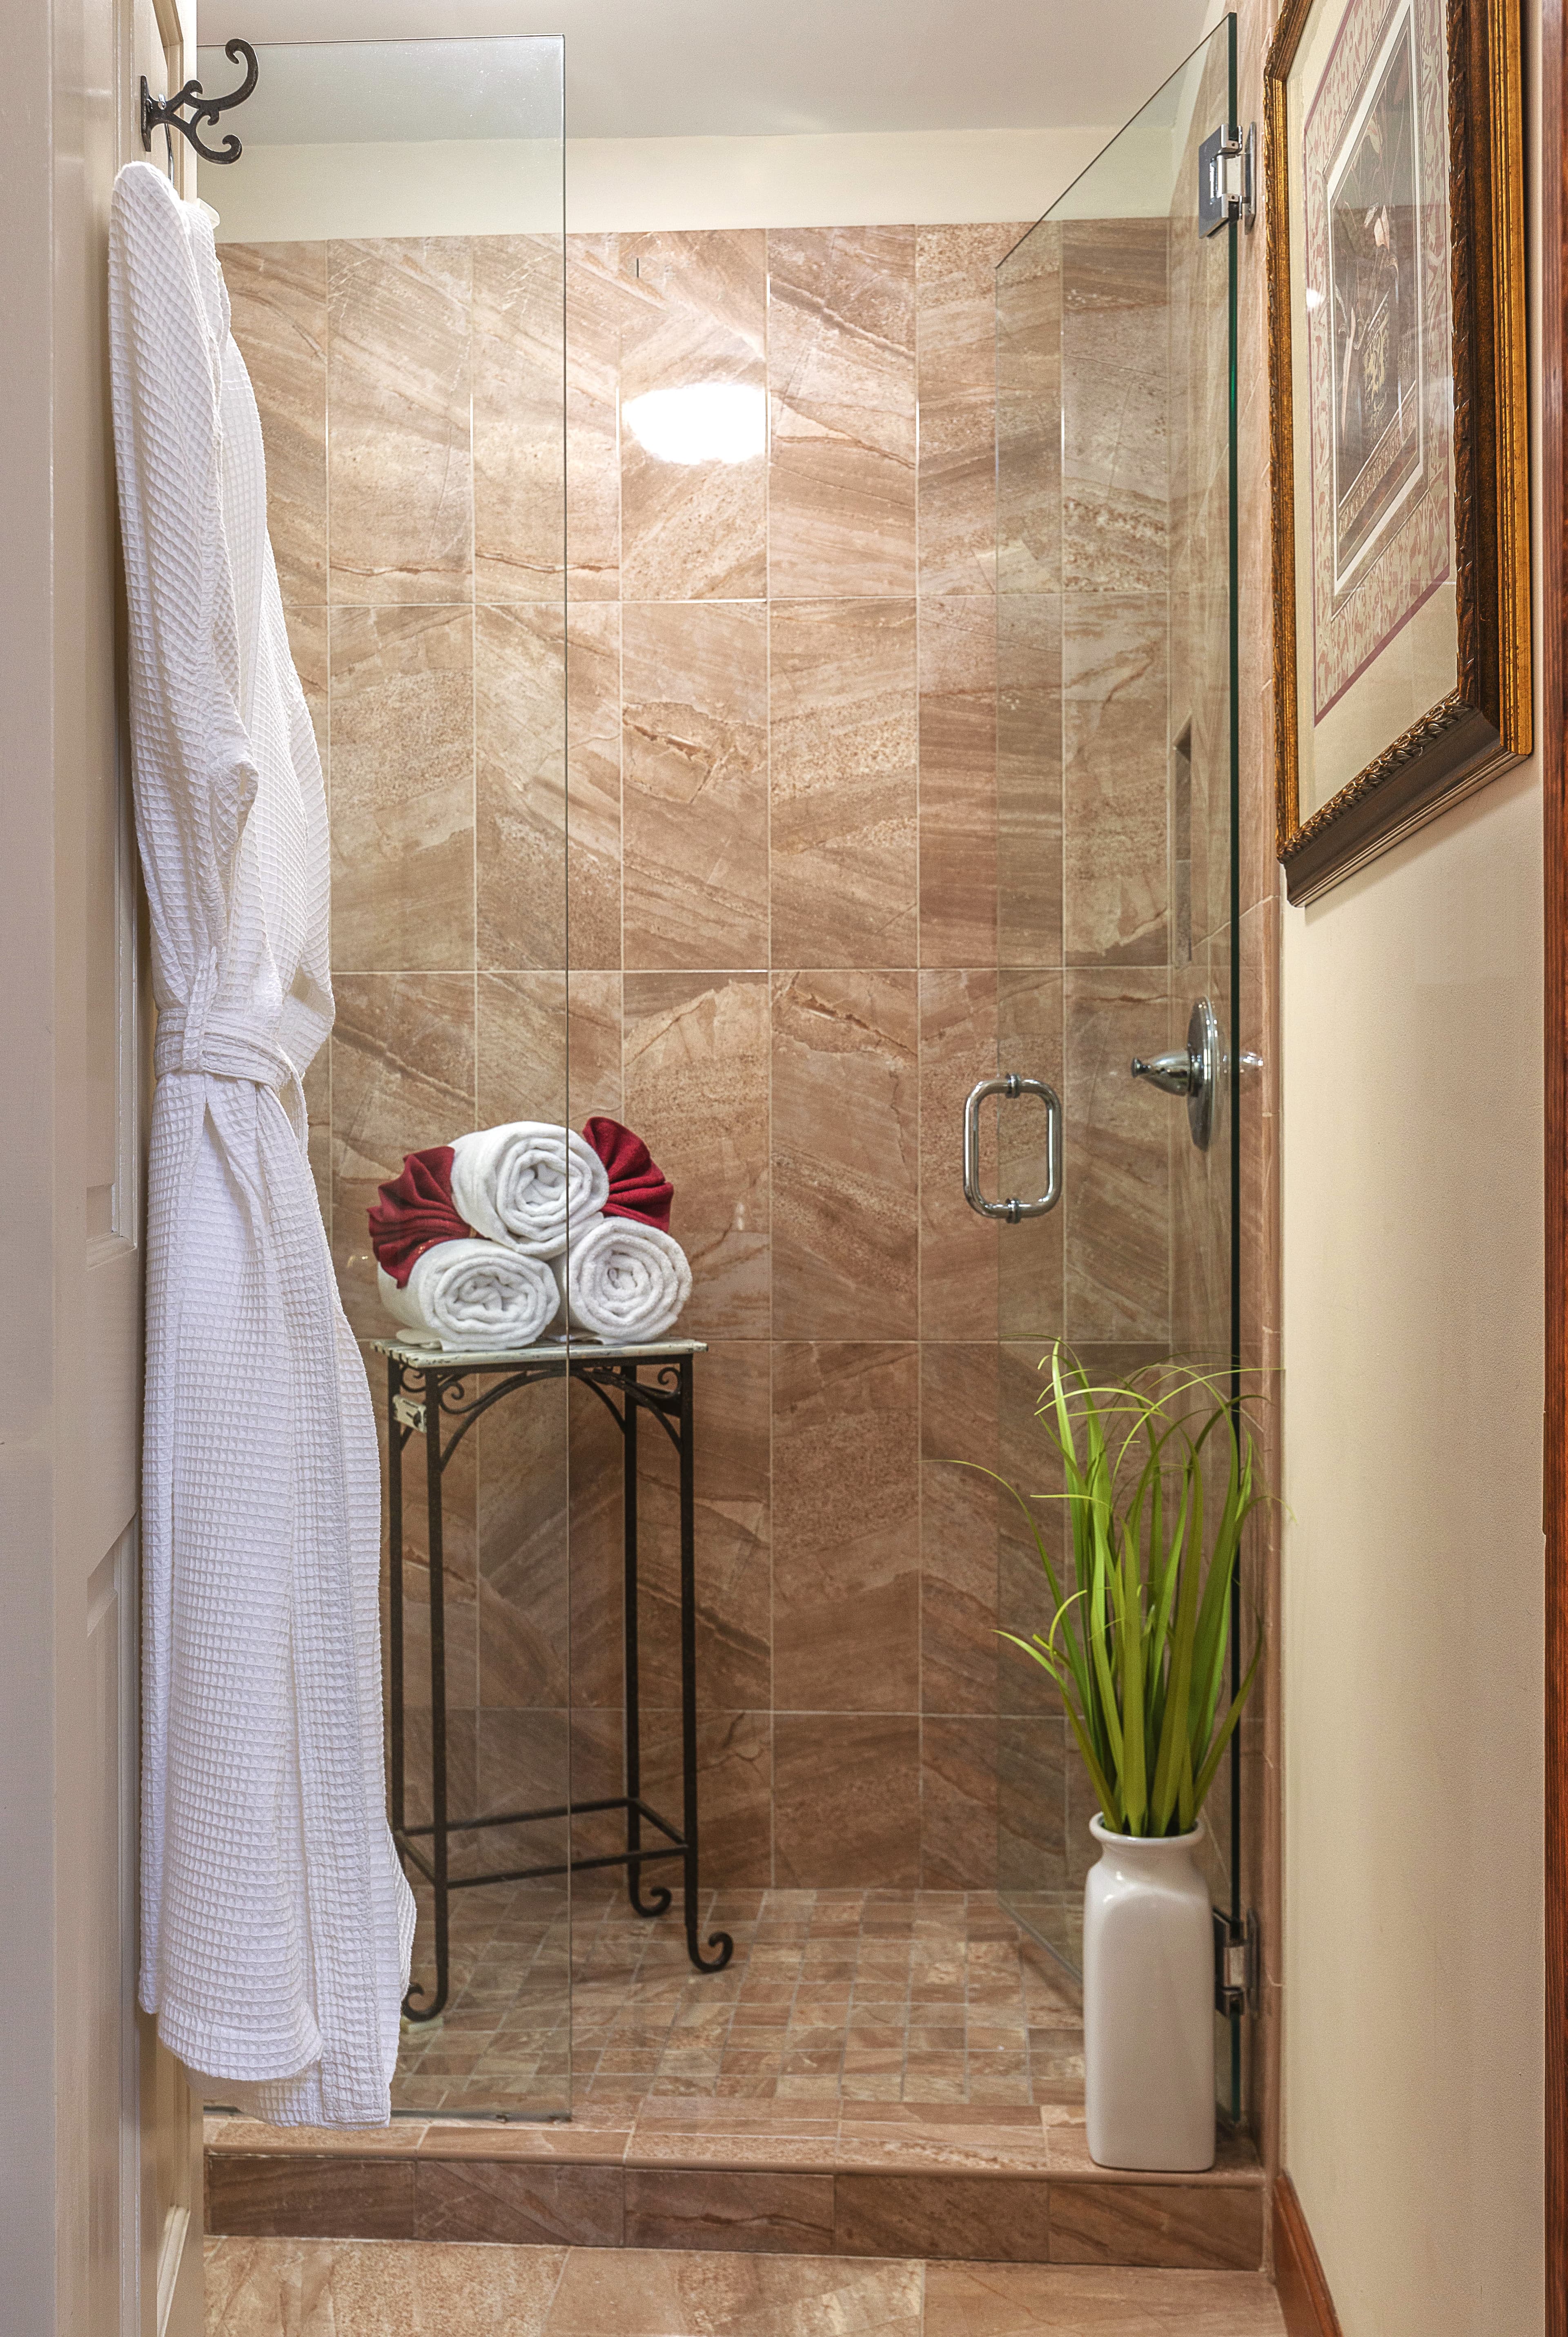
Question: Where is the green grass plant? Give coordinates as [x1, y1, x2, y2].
[984, 1344, 1265, 1839]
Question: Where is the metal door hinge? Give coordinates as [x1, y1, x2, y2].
[1199, 123, 1256, 236]
[1213, 1907, 1259, 2016]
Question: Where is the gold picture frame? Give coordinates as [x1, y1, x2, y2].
[1266, 0, 1529, 904]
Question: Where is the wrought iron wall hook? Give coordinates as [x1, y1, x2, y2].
[141, 38, 258, 167]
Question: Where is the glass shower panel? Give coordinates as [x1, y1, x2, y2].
[203, 37, 570, 2119]
[992, 18, 1241, 2098]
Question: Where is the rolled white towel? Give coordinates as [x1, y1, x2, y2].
[449, 1122, 610, 1259]
[555, 1212, 693, 1343]
[378, 1239, 559, 1350]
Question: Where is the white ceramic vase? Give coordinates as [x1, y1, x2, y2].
[1082, 1815, 1215, 2172]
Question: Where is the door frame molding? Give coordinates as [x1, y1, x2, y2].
[1545, 0, 1567, 2329]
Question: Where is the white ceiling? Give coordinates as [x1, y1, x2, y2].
[198, 0, 1214, 138]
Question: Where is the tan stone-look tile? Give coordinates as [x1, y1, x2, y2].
[643, 1710, 775, 1889]
[772, 1342, 920, 1715]
[994, 1339, 1070, 1725]
[997, 1716, 1069, 1900]
[203, 2235, 569, 2335]
[566, 1705, 626, 1869]
[920, 1342, 1000, 1717]
[205, 2155, 416, 2240]
[383, 1398, 480, 1710]
[916, 224, 1029, 597]
[632, 1337, 772, 1714]
[1043, 2125, 1261, 2189]
[393, 1418, 482, 1711]
[1060, 219, 1169, 598]
[566, 1366, 626, 1713]
[623, 972, 771, 1338]
[771, 971, 918, 1340]
[922, 2261, 1286, 2335]
[921, 1717, 999, 1889]
[1063, 595, 1169, 968]
[477, 970, 571, 1128]
[996, 593, 1063, 968]
[622, 601, 768, 970]
[623, 2129, 841, 2172]
[996, 220, 1061, 598]
[619, 231, 767, 601]
[204, 2119, 430, 2158]
[329, 605, 474, 973]
[472, 234, 566, 601]
[622, 2168, 835, 2254]
[918, 971, 1000, 1342]
[565, 234, 634, 601]
[566, 602, 623, 971]
[834, 2107, 1055, 2176]
[630, 2099, 839, 2135]
[283, 600, 330, 772]
[546, 2245, 923, 2335]
[768, 227, 917, 598]
[396, 1702, 480, 1885]
[413, 2157, 621, 2246]
[1049, 2180, 1265, 2271]
[1062, 970, 1171, 1348]
[995, 972, 1065, 1344]
[769, 599, 918, 968]
[476, 1378, 570, 1710]
[474, 1706, 573, 1861]
[330, 972, 475, 1341]
[566, 970, 625, 1123]
[327, 239, 472, 603]
[415, 2123, 631, 2161]
[222, 242, 327, 603]
[835, 2172, 1052, 2261]
[476, 602, 568, 973]
[773, 1716, 921, 1890]
[919, 599, 998, 966]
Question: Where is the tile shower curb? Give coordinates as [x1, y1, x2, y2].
[204, 2116, 1265, 2269]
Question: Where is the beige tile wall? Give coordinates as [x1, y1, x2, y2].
[223, 208, 1249, 1906]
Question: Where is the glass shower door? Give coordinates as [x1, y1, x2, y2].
[991, 17, 1242, 2104]
[205, 33, 570, 2119]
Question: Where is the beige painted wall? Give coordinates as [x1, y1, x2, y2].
[1281, 765, 1545, 2331]
[1278, 11, 1546, 2319]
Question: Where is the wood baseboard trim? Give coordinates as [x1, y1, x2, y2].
[1273, 2174, 1344, 2337]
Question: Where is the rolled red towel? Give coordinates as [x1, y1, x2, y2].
[581, 1116, 675, 1231]
[368, 1145, 476, 1287]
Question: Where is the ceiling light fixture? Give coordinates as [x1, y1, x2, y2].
[621, 381, 766, 465]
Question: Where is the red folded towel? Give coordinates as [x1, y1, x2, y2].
[367, 1145, 475, 1287]
[582, 1116, 674, 1231]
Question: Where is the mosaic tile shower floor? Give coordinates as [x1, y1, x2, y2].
[390, 1887, 1085, 2120]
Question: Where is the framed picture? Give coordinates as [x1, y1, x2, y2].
[1265, 0, 1529, 903]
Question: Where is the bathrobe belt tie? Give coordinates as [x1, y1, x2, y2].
[155, 990, 309, 1151]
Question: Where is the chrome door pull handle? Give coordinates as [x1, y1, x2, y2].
[962, 1073, 1062, 1222]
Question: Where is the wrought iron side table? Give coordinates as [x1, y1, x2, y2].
[371, 1334, 735, 2027]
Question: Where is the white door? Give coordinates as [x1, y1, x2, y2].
[0, 0, 203, 2330]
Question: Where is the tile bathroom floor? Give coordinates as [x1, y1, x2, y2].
[390, 1886, 1086, 2121]
[204, 2239, 1287, 2335]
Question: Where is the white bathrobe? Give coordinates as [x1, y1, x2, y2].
[109, 162, 413, 2127]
